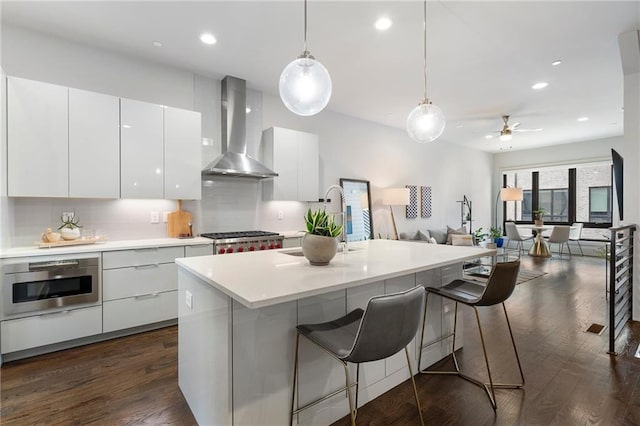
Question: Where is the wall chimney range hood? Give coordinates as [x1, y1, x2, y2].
[202, 76, 277, 178]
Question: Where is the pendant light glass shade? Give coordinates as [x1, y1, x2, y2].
[407, 0, 445, 143]
[279, 54, 332, 116]
[406, 101, 445, 143]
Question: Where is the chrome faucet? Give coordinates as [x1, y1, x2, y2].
[323, 184, 348, 253]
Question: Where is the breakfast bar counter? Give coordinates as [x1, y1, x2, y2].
[176, 240, 494, 425]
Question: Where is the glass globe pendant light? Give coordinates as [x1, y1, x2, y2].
[279, 0, 332, 116]
[406, 0, 445, 143]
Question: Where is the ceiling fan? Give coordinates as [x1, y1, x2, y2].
[496, 115, 542, 141]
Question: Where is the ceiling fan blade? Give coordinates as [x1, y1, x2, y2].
[514, 128, 543, 133]
[511, 122, 521, 129]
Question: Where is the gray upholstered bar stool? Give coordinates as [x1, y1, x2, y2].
[417, 260, 524, 411]
[290, 286, 426, 426]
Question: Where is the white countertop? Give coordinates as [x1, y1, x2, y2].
[0, 237, 213, 259]
[176, 239, 495, 309]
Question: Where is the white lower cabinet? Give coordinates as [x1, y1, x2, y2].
[184, 244, 213, 257]
[282, 237, 302, 248]
[103, 291, 178, 333]
[1, 306, 102, 353]
[102, 246, 184, 333]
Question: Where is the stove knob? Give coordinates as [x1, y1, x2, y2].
[249, 246, 256, 251]
[218, 247, 226, 254]
[275, 242, 282, 249]
[269, 243, 275, 249]
[260, 244, 266, 250]
[237, 246, 244, 253]
[227, 247, 234, 254]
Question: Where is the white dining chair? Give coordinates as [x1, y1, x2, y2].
[546, 225, 571, 257]
[569, 223, 584, 256]
[504, 222, 534, 256]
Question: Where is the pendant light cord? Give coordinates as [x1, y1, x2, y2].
[423, 0, 428, 103]
[303, 0, 308, 53]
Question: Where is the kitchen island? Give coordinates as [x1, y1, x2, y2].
[176, 239, 494, 425]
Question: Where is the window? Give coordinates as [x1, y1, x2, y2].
[502, 161, 612, 229]
[589, 186, 611, 223]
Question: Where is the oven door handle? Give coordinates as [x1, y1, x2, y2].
[29, 260, 80, 271]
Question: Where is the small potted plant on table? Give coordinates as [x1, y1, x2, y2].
[490, 226, 504, 248]
[533, 208, 546, 226]
[302, 208, 344, 266]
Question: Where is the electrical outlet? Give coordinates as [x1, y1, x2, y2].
[277, 210, 284, 220]
[62, 211, 74, 222]
[162, 211, 170, 223]
[150, 211, 160, 224]
[185, 290, 193, 310]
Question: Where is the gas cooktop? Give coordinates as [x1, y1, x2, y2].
[200, 231, 280, 240]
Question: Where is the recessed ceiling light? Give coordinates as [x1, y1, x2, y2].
[551, 60, 562, 66]
[485, 135, 494, 139]
[577, 117, 589, 122]
[152, 41, 163, 48]
[374, 17, 392, 31]
[200, 33, 217, 45]
[532, 82, 549, 90]
[246, 106, 252, 114]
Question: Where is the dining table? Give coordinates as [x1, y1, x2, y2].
[520, 225, 553, 258]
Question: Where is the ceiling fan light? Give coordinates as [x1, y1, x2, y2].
[279, 55, 332, 116]
[406, 102, 446, 143]
[499, 133, 512, 142]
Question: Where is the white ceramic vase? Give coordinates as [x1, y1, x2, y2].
[60, 227, 81, 240]
[302, 233, 339, 266]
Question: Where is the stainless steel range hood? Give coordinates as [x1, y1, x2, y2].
[202, 76, 277, 178]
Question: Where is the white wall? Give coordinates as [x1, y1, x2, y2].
[262, 94, 495, 238]
[0, 24, 494, 247]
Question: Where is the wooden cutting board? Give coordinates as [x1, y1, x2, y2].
[167, 200, 193, 238]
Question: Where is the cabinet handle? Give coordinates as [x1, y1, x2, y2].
[38, 310, 71, 318]
[133, 263, 160, 270]
[134, 247, 159, 252]
[134, 292, 160, 300]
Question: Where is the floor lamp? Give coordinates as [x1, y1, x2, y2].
[383, 188, 410, 240]
[496, 187, 524, 229]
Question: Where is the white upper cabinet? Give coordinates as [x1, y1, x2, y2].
[262, 127, 319, 202]
[120, 98, 164, 199]
[7, 77, 69, 197]
[69, 88, 120, 198]
[164, 107, 202, 200]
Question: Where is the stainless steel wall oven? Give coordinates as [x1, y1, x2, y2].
[2, 255, 100, 318]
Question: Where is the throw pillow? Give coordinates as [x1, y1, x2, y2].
[418, 230, 431, 241]
[429, 228, 448, 244]
[451, 234, 474, 246]
[446, 226, 468, 244]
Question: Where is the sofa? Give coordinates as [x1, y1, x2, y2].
[399, 226, 473, 246]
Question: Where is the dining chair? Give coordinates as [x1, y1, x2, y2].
[417, 260, 524, 410]
[569, 222, 584, 256]
[290, 286, 426, 426]
[504, 222, 534, 256]
[547, 225, 572, 257]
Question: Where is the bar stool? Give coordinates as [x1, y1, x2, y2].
[417, 260, 524, 410]
[290, 286, 426, 426]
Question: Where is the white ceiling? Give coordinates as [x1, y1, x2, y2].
[2, 1, 639, 153]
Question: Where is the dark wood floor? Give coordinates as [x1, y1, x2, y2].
[2, 254, 640, 425]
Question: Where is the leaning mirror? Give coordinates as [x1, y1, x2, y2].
[339, 178, 374, 241]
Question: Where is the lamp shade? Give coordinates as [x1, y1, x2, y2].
[383, 188, 410, 206]
[279, 56, 332, 116]
[500, 187, 523, 202]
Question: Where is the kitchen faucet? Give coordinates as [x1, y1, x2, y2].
[323, 184, 348, 253]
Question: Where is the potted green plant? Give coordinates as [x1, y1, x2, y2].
[302, 208, 344, 265]
[473, 227, 488, 245]
[490, 226, 504, 248]
[533, 208, 546, 226]
[58, 213, 82, 240]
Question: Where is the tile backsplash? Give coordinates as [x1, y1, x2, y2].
[8, 178, 307, 247]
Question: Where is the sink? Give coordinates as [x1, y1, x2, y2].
[280, 247, 360, 257]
